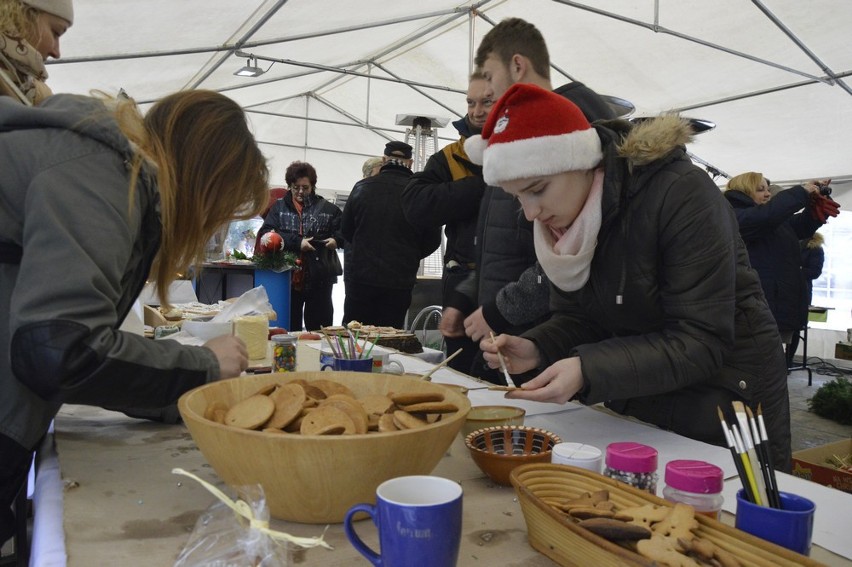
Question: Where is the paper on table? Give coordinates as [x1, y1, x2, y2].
[210, 286, 274, 322]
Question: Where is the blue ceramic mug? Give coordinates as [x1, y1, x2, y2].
[735, 489, 815, 555]
[321, 357, 374, 372]
[344, 475, 463, 567]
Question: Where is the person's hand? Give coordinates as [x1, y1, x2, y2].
[809, 193, 840, 222]
[204, 335, 249, 378]
[803, 178, 831, 194]
[300, 238, 316, 252]
[481, 334, 540, 374]
[505, 357, 584, 404]
[802, 181, 821, 195]
[321, 238, 337, 250]
[439, 307, 466, 338]
[463, 307, 492, 342]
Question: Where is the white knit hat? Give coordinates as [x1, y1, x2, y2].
[465, 83, 602, 186]
[22, 0, 74, 25]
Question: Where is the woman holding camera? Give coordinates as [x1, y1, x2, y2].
[723, 173, 837, 364]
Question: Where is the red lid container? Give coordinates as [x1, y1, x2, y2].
[665, 459, 723, 494]
[605, 442, 658, 473]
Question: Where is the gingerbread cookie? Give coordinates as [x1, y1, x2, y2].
[224, 395, 275, 430]
[299, 405, 356, 435]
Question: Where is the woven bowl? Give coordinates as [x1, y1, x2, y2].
[464, 425, 561, 486]
[179, 372, 470, 523]
[509, 463, 820, 566]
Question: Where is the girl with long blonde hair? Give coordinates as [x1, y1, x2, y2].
[0, 88, 268, 544]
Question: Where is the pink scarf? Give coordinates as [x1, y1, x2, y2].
[533, 168, 604, 292]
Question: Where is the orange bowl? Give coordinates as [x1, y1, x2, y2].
[465, 425, 561, 486]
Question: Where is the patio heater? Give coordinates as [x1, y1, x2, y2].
[395, 114, 449, 172]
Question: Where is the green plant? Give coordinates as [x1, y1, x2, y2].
[252, 250, 299, 273]
[807, 377, 852, 425]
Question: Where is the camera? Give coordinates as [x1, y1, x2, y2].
[818, 184, 832, 197]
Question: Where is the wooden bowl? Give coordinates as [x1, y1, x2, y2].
[464, 426, 560, 486]
[178, 372, 470, 523]
[510, 463, 821, 566]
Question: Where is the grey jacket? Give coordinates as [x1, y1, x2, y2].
[0, 95, 218, 450]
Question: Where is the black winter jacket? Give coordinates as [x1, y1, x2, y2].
[724, 188, 822, 333]
[341, 163, 441, 290]
[258, 191, 343, 291]
[401, 116, 485, 272]
[524, 116, 792, 469]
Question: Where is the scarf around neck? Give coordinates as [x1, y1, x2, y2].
[534, 168, 604, 292]
[0, 32, 50, 104]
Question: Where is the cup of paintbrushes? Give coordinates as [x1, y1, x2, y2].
[321, 357, 374, 373]
[735, 489, 815, 556]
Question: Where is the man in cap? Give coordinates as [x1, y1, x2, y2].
[341, 141, 441, 327]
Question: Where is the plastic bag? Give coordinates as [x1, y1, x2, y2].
[173, 468, 331, 567]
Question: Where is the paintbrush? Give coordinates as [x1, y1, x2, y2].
[321, 329, 341, 358]
[747, 405, 779, 508]
[731, 423, 762, 506]
[732, 401, 767, 506]
[757, 404, 782, 508]
[717, 407, 756, 504]
[420, 348, 464, 381]
[489, 331, 518, 388]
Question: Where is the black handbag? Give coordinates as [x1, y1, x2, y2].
[307, 246, 343, 281]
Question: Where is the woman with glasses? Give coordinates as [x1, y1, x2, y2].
[258, 161, 343, 331]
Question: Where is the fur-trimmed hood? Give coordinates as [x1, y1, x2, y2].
[805, 232, 824, 249]
[616, 114, 695, 166]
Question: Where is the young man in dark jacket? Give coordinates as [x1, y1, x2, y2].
[341, 141, 441, 328]
[442, 17, 618, 383]
[401, 72, 492, 374]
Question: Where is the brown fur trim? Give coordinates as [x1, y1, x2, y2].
[617, 114, 693, 166]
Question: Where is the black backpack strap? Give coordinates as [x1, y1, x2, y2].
[0, 242, 23, 264]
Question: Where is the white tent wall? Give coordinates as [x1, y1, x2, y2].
[45, 0, 851, 193]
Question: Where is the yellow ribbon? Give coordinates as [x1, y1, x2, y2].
[172, 468, 333, 550]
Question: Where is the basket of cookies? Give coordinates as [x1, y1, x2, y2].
[509, 463, 822, 567]
[178, 372, 470, 523]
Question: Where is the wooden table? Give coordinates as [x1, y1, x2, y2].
[44, 349, 852, 566]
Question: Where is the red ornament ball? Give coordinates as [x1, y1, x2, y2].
[259, 231, 283, 254]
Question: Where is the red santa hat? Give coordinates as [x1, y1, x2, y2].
[464, 83, 602, 186]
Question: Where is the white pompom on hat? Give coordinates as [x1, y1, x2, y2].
[464, 83, 602, 186]
[21, 0, 74, 24]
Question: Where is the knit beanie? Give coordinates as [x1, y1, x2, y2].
[465, 83, 602, 186]
[22, 0, 74, 24]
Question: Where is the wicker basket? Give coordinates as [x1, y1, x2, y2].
[510, 463, 824, 567]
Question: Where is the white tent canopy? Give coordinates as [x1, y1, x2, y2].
[47, 0, 852, 197]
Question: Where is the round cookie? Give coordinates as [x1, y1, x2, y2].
[225, 395, 275, 430]
[320, 395, 368, 434]
[300, 405, 356, 435]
